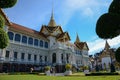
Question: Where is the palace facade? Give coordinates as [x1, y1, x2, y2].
[0, 9, 89, 72]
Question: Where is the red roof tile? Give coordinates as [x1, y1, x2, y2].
[9, 23, 48, 40]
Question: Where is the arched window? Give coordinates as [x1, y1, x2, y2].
[45, 56, 47, 62]
[8, 32, 14, 40]
[34, 39, 38, 46]
[22, 36, 27, 44]
[52, 53, 56, 63]
[28, 37, 33, 45]
[61, 54, 63, 60]
[39, 40, 43, 47]
[61, 54, 64, 63]
[15, 34, 21, 42]
[44, 42, 48, 48]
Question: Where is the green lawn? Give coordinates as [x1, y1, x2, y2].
[0, 75, 120, 80]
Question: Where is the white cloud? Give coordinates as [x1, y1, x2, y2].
[87, 35, 120, 55]
[82, 8, 94, 17]
[57, 0, 111, 28]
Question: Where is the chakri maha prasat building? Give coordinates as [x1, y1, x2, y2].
[0, 8, 89, 72]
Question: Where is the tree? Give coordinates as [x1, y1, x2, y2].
[115, 47, 120, 63]
[0, 28, 9, 49]
[0, 0, 17, 8]
[96, 0, 120, 39]
[0, 15, 5, 28]
[0, 0, 17, 49]
[96, 0, 120, 72]
[96, 13, 120, 39]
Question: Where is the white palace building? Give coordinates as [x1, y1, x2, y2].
[0, 8, 89, 72]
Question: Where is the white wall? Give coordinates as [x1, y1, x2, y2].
[102, 57, 111, 69]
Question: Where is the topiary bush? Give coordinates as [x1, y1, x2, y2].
[44, 66, 50, 71]
[0, 28, 9, 49]
[96, 13, 120, 39]
[0, 0, 17, 49]
[0, 15, 5, 28]
[0, 0, 17, 8]
[86, 72, 119, 76]
[96, 0, 120, 39]
[65, 64, 72, 71]
[83, 66, 89, 70]
[109, 0, 120, 14]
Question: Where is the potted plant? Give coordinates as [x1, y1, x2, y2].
[44, 66, 51, 76]
[64, 64, 72, 75]
[83, 66, 90, 75]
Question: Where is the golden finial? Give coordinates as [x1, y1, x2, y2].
[75, 33, 80, 43]
[104, 40, 110, 51]
[48, 0, 56, 27]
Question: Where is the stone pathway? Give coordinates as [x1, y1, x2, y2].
[50, 73, 64, 76]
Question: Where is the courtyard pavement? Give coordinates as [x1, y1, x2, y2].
[49, 73, 64, 76]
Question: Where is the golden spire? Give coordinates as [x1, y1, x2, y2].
[104, 40, 110, 51]
[75, 33, 80, 43]
[48, 1, 56, 27]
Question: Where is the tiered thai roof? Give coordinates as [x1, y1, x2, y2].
[74, 34, 89, 50]
[100, 40, 115, 59]
[104, 40, 110, 51]
[40, 10, 71, 42]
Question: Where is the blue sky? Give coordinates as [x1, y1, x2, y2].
[3, 0, 120, 55]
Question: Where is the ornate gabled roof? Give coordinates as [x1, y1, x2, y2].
[57, 32, 71, 41]
[0, 8, 11, 26]
[74, 42, 89, 50]
[74, 34, 89, 50]
[100, 41, 115, 59]
[104, 40, 110, 51]
[48, 10, 56, 27]
[46, 26, 58, 32]
[40, 25, 63, 36]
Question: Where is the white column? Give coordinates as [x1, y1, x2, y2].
[25, 53, 28, 63]
[10, 50, 14, 61]
[36, 54, 39, 64]
[56, 53, 61, 64]
[42, 56, 44, 63]
[49, 53, 52, 64]
[0, 49, 6, 60]
[72, 54, 76, 65]
[64, 53, 67, 64]
[17, 52, 21, 62]
[31, 54, 34, 63]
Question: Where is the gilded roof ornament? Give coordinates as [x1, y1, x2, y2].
[104, 40, 110, 51]
[48, 3, 56, 27]
[75, 33, 80, 43]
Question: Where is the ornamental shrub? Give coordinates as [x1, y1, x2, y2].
[0, 0, 17, 8]
[0, 28, 9, 49]
[84, 66, 89, 70]
[65, 64, 72, 70]
[44, 66, 50, 71]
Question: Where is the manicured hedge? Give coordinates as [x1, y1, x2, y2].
[8, 72, 41, 75]
[86, 72, 119, 76]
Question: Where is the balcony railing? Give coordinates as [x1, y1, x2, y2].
[51, 42, 74, 53]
